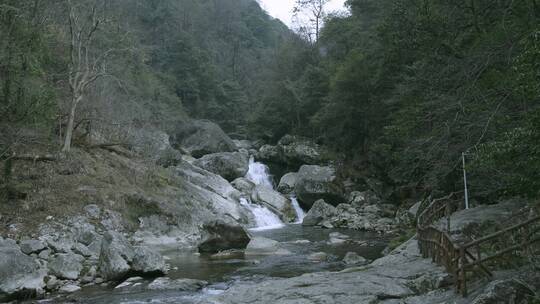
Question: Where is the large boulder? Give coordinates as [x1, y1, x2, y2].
[193, 152, 249, 182]
[131, 246, 167, 275]
[198, 221, 251, 254]
[98, 231, 135, 281]
[251, 185, 295, 222]
[231, 177, 256, 195]
[170, 120, 236, 158]
[295, 165, 345, 208]
[245, 237, 291, 256]
[302, 199, 338, 226]
[0, 239, 46, 301]
[256, 145, 281, 164]
[277, 172, 298, 194]
[48, 253, 85, 280]
[19, 240, 46, 255]
[278, 135, 327, 167]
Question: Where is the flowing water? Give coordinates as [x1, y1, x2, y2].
[37, 159, 389, 303]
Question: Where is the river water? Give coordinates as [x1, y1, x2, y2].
[36, 159, 388, 303]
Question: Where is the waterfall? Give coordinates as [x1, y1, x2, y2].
[246, 156, 273, 189]
[243, 156, 305, 229]
[240, 198, 284, 231]
[290, 196, 305, 224]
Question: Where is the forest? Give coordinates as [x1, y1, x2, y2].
[0, 0, 539, 303]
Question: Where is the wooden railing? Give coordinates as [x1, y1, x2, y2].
[416, 194, 540, 296]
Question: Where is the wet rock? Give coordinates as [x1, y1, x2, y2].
[19, 240, 46, 255]
[295, 165, 345, 208]
[98, 231, 134, 281]
[147, 277, 208, 291]
[251, 185, 295, 222]
[193, 152, 249, 182]
[277, 172, 298, 194]
[343, 252, 369, 266]
[231, 177, 256, 195]
[308, 252, 328, 262]
[48, 253, 85, 280]
[302, 199, 337, 226]
[245, 237, 291, 256]
[58, 284, 81, 293]
[198, 221, 251, 254]
[0, 239, 46, 300]
[210, 249, 245, 260]
[131, 246, 167, 275]
[170, 119, 236, 158]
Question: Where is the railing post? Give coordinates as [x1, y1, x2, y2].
[460, 247, 467, 296]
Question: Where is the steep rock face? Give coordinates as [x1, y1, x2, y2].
[198, 220, 251, 254]
[295, 165, 346, 208]
[193, 152, 249, 182]
[251, 185, 295, 222]
[0, 239, 46, 301]
[170, 120, 236, 158]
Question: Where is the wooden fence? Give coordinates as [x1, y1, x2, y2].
[416, 194, 540, 296]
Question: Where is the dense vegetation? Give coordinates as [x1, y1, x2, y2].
[252, 0, 540, 202]
[2, 0, 539, 203]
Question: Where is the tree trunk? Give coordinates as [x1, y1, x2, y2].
[62, 95, 81, 153]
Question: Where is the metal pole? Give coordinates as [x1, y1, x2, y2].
[462, 152, 469, 210]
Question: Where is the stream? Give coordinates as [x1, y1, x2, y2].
[36, 158, 389, 303]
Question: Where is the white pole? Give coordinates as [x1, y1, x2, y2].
[462, 152, 469, 209]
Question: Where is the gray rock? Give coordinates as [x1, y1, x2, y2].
[98, 231, 134, 281]
[231, 177, 256, 195]
[256, 145, 281, 163]
[232, 139, 254, 150]
[198, 221, 251, 254]
[278, 135, 327, 167]
[308, 252, 328, 262]
[343, 252, 369, 265]
[73, 243, 92, 258]
[302, 199, 338, 226]
[45, 275, 59, 290]
[295, 165, 345, 208]
[38, 249, 51, 260]
[45, 237, 73, 253]
[245, 237, 291, 256]
[348, 190, 380, 207]
[19, 240, 46, 255]
[131, 246, 167, 275]
[147, 277, 208, 291]
[472, 279, 534, 304]
[0, 240, 46, 300]
[277, 172, 298, 194]
[48, 253, 84, 280]
[170, 119, 237, 158]
[193, 152, 249, 181]
[58, 284, 81, 293]
[83, 204, 101, 219]
[251, 185, 295, 222]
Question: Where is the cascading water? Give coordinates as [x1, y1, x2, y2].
[290, 196, 305, 224]
[244, 156, 305, 229]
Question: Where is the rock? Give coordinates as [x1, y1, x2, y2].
[210, 249, 245, 260]
[131, 246, 167, 275]
[45, 275, 59, 290]
[278, 135, 327, 167]
[233, 139, 254, 150]
[98, 231, 134, 281]
[251, 185, 295, 222]
[277, 173, 298, 194]
[193, 152, 249, 181]
[59, 284, 81, 293]
[73, 243, 92, 257]
[231, 177, 256, 195]
[408, 201, 422, 219]
[408, 271, 453, 294]
[308, 252, 328, 262]
[472, 279, 535, 304]
[83, 204, 101, 219]
[19, 240, 46, 255]
[147, 277, 208, 291]
[302, 199, 338, 226]
[343, 252, 369, 265]
[198, 221, 251, 254]
[170, 119, 236, 158]
[256, 145, 281, 163]
[295, 165, 345, 208]
[348, 190, 380, 207]
[0, 240, 46, 300]
[38, 250, 51, 260]
[245, 237, 291, 256]
[45, 237, 73, 253]
[48, 253, 85, 280]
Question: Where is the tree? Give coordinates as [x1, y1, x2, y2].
[62, 0, 121, 152]
[293, 0, 330, 42]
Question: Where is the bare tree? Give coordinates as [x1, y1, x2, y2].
[293, 0, 330, 42]
[62, 0, 111, 152]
